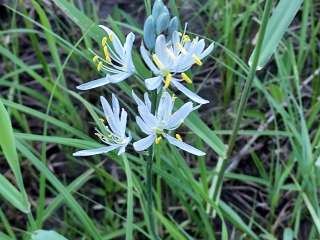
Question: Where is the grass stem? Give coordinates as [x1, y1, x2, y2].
[212, 0, 274, 202]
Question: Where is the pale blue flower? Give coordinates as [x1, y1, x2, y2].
[77, 26, 136, 90]
[141, 30, 214, 104]
[132, 90, 205, 156]
[73, 94, 131, 156]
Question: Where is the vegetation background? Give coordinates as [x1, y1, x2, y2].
[0, 0, 319, 239]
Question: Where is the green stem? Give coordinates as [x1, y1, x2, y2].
[212, 0, 274, 202]
[146, 146, 158, 240]
[122, 154, 133, 240]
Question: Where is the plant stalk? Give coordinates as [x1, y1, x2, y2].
[212, 0, 274, 202]
[146, 146, 159, 240]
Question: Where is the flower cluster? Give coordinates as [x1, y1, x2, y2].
[74, 0, 214, 157]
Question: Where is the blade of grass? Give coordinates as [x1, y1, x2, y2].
[211, 0, 273, 206]
[248, 0, 303, 69]
[0, 99, 30, 213]
[16, 140, 103, 240]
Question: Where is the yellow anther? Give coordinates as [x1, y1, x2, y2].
[103, 46, 111, 62]
[152, 54, 165, 69]
[92, 55, 99, 63]
[102, 36, 108, 47]
[181, 73, 192, 84]
[155, 136, 162, 144]
[175, 134, 183, 141]
[177, 43, 187, 55]
[182, 35, 191, 43]
[99, 118, 105, 123]
[109, 33, 113, 42]
[192, 54, 203, 66]
[166, 48, 176, 60]
[97, 61, 103, 71]
[164, 74, 172, 88]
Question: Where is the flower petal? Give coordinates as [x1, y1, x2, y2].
[171, 79, 209, 104]
[138, 106, 157, 128]
[124, 32, 136, 71]
[200, 42, 214, 59]
[165, 134, 205, 156]
[144, 93, 152, 112]
[120, 108, 128, 137]
[100, 96, 121, 135]
[155, 35, 169, 64]
[140, 44, 161, 74]
[166, 102, 193, 130]
[145, 76, 163, 90]
[76, 77, 110, 90]
[136, 116, 153, 135]
[112, 93, 120, 119]
[133, 134, 156, 152]
[107, 72, 132, 84]
[132, 90, 144, 107]
[156, 91, 173, 121]
[73, 145, 119, 157]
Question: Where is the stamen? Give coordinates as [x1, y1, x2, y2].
[152, 54, 165, 69]
[109, 33, 113, 42]
[182, 35, 191, 43]
[192, 54, 203, 66]
[102, 37, 108, 47]
[103, 46, 111, 62]
[164, 74, 172, 89]
[177, 43, 187, 55]
[99, 118, 105, 123]
[155, 136, 162, 144]
[181, 73, 192, 84]
[175, 134, 183, 141]
[97, 61, 103, 71]
[92, 55, 99, 63]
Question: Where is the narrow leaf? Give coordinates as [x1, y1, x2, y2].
[0, 99, 30, 213]
[249, 0, 303, 69]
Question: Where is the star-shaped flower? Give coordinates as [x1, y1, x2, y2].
[132, 90, 205, 156]
[73, 94, 131, 156]
[140, 30, 214, 104]
[77, 26, 136, 90]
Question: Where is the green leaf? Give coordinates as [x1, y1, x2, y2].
[0, 175, 27, 213]
[249, 0, 303, 69]
[219, 201, 259, 240]
[31, 230, 68, 240]
[16, 140, 102, 240]
[155, 212, 187, 240]
[0, 99, 30, 213]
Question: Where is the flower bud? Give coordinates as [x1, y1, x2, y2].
[156, 12, 170, 35]
[168, 16, 179, 38]
[152, 0, 164, 19]
[143, 15, 156, 50]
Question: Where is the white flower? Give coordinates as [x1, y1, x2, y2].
[132, 90, 205, 156]
[73, 94, 131, 156]
[140, 30, 214, 104]
[77, 26, 136, 90]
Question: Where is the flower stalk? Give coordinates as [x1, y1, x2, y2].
[211, 0, 274, 204]
[146, 146, 159, 240]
